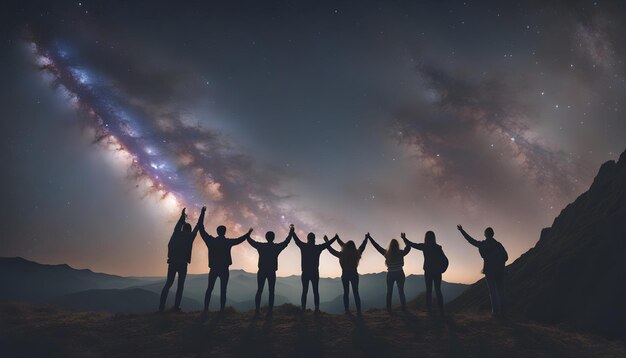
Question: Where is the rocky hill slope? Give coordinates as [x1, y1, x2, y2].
[448, 150, 626, 338]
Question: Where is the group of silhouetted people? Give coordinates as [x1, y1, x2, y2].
[160, 207, 509, 318]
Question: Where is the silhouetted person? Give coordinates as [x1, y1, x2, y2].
[292, 227, 336, 312]
[159, 206, 205, 312]
[368, 233, 411, 312]
[403, 232, 448, 315]
[325, 234, 368, 315]
[247, 226, 293, 315]
[200, 224, 253, 314]
[457, 225, 508, 316]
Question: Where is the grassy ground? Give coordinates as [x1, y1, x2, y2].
[1, 302, 624, 357]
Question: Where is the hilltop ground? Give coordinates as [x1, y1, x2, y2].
[1, 303, 624, 357]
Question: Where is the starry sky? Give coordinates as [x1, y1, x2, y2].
[1, 0, 624, 283]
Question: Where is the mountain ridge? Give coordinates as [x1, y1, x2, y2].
[0, 256, 468, 313]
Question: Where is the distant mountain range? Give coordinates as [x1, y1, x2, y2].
[0, 256, 468, 314]
[449, 149, 626, 338]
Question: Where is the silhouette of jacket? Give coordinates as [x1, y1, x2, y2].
[293, 233, 336, 274]
[459, 230, 508, 275]
[247, 235, 291, 272]
[370, 238, 410, 272]
[167, 210, 204, 264]
[326, 236, 368, 274]
[199, 229, 250, 269]
[405, 241, 445, 273]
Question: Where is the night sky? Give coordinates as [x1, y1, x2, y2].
[1, 0, 624, 283]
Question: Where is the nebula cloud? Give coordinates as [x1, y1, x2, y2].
[392, 63, 585, 208]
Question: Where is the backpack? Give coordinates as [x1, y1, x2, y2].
[494, 241, 508, 264]
[481, 240, 508, 268]
[439, 246, 449, 273]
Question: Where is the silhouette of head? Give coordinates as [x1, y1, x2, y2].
[307, 232, 316, 243]
[424, 231, 436, 245]
[342, 240, 357, 252]
[387, 239, 400, 253]
[217, 225, 227, 236]
[265, 231, 275, 242]
[182, 223, 192, 233]
[484, 227, 494, 239]
[342, 240, 361, 266]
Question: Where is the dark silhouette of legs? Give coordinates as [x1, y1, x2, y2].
[396, 272, 406, 310]
[219, 269, 229, 311]
[255, 272, 267, 313]
[495, 272, 504, 314]
[341, 273, 361, 314]
[204, 269, 219, 312]
[341, 275, 350, 312]
[432, 272, 444, 315]
[386, 273, 394, 311]
[255, 271, 276, 314]
[311, 274, 320, 311]
[386, 271, 405, 311]
[351, 275, 361, 314]
[301, 274, 310, 310]
[425, 271, 443, 314]
[267, 272, 276, 312]
[203, 268, 229, 313]
[424, 272, 434, 313]
[486, 274, 499, 314]
[159, 265, 177, 311]
[486, 271, 504, 315]
[173, 265, 187, 309]
[300, 272, 320, 311]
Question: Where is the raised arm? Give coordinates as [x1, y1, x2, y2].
[291, 225, 304, 248]
[402, 233, 423, 250]
[278, 228, 293, 251]
[247, 236, 260, 249]
[191, 206, 206, 238]
[232, 228, 253, 245]
[402, 244, 411, 256]
[457, 225, 480, 247]
[320, 235, 337, 251]
[173, 208, 186, 234]
[323, 235, 340, 257]
[334, 234, 345, 247]
[367, 233, 386, 255]
[358, 236, 368, 254]
[199, 225, 214, 244]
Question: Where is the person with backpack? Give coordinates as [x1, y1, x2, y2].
[368, 233, 412, 312]
[402, 231, 448, 316]
[456, 225, 508, 316]
[324, 234, 368, 315]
